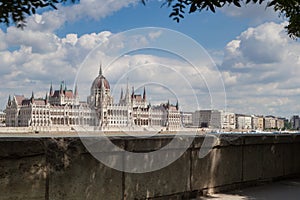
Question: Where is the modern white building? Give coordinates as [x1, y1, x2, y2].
[222, 112, 236, 130]
[291, 115, 300, 130]
[236, 114, 252, 130]
[180, 112, 193, 127]
[192, 110, 224, 129]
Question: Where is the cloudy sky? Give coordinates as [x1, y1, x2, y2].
[0, 0, 300, 118]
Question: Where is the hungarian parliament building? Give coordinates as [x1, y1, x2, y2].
[5, 67, 181, 131]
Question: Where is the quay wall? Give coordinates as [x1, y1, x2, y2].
[0, 133, 300, 199]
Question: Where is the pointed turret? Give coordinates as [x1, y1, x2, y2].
[49, 82, 53, 96]
[74, 83, 78, 97]
[143, 87, 146, 101]
[60, 81, 63, 94]
[99, 63, 103, 76]
[131, 86, 134, 98]
[120, 88, 124, 101]
[45, 93, 49, 104]
[31, 91, 34, 103]
[64, 81, 67, 93]
[7, 95, 11, 106]
[176, 100, 179, 110]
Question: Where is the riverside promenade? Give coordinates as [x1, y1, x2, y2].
[199, 178, 300, 200]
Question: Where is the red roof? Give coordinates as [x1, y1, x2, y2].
[14, 95, 25, 106]
[65, 91, 73, 98]
[92, 75, 110, 90]
[34, 100, 46, 105]
[133, 94, 142, 101]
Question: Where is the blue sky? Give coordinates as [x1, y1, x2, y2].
[0, 0, 299, 117]
[54, 0, 271, 49]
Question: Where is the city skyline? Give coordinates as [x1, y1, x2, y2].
[0, 1, 300, 117]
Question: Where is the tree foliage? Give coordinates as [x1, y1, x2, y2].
[0, 0, 77, 28]
[0, 0, 299, 39]
[143, 0, 300, 39]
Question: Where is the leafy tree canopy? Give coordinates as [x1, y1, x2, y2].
[0, 0, 299, 39]
[0, 0, 76, 28]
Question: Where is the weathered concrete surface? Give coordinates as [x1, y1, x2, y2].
[242, 144, 263, 181]
[0, 134, 299, 199]
[49, 153, 123, 200]
[191, 146, 243, 191]
[0, 155, 46, 200]
[124, 150, 190, 200]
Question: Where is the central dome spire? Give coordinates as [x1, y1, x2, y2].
[91, 63, 110, 90]
[99, 63, 102, 76]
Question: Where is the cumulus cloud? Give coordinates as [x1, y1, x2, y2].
[221, 1, 280, 24]
[220, 22, 300, 116]
[24, 0, 138, 33]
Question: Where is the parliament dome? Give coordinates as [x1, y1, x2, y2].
[91, 66, 110, 90]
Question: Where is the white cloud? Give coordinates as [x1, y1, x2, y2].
[221, 1, 280, 24]
[220, 22, 300, 117]
[24, 0, 138, 33]
[0, 30, 7, 50]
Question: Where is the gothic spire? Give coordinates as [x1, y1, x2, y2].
[60, 81, 63, 94]
[74, 83, 78, 97]
[7, 95, 11, 106]
[143, 87, 146, 101]
[99, 63, 102, 76]
[45, 93, 49, 104]
[64, 81, 67, 92]
[131, 86, 134, 98]
[120, 88, 124, 101]
[31, 91, 34, 103]
[49, 81, 53, 96]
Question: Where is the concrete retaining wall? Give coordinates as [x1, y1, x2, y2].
[0, 134, 300, 199]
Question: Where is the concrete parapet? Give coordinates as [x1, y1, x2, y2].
[0, 133, 299, 199]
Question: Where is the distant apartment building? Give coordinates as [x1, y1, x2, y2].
[192, 110, 224, 129]
[236, 114, 252, 130]
[192, 110, 208, 127]
[252, 115, 264, 131]
[264, 116, 285, 130]
[264, 116, 277, 129]
[276, 118, 285, 129]
[180, 112, 193, 127]
[291, 115, 300, 130]
[222, 112, 236, 130]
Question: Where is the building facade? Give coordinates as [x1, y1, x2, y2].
[252, 115, 264, 131]
[87, 67, 180, 131]
[236, 114, 252, 130]
[291, 115, 300, 130]
[222, 112, 236, 130]
[192, 110, 224, 129]
[180, 112, 193, 127]
[5, 66, 181, 131]
[5, 82, 96, 128]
